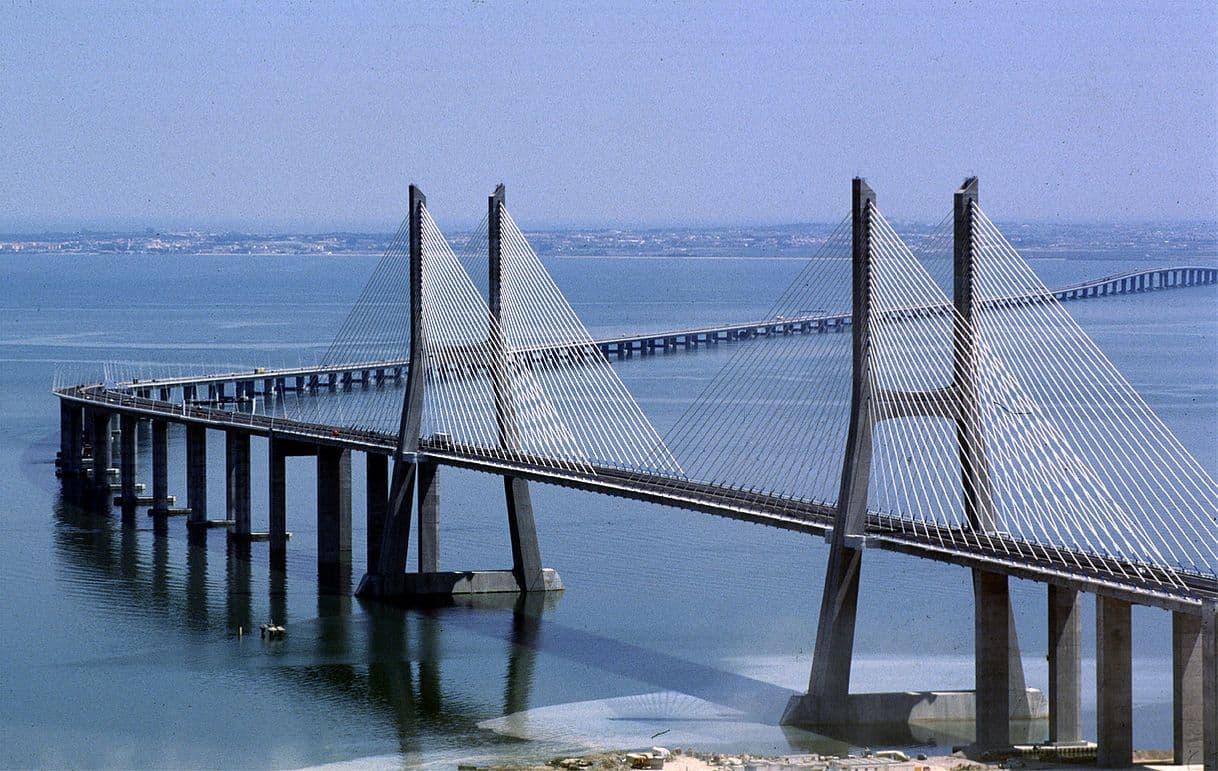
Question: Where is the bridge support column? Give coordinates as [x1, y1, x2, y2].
[506, 477, 544, 591]
[974, 571, 1011, 750]
[151, 419, 169, 534]
[1204, 603, 1218, 769]
[59, 401, 82, 478]
[226, 431, 251, 538]
[1174, 609, 1204, 765]
[90, 408, 113, 510]
[366, 453, 388, 575]
[317, 446, 352, 577]
[268, 437, 287, 559]
[119, 413, 139, 522]
[186, 424, 207, 528]
[417, 460, 439, 573]
[1048, 585, 1082, 744]
[1096, 595, 1133, 768]
[789, 543, 863, 724]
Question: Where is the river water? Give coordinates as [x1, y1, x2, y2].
[0, 226, 1215, 767]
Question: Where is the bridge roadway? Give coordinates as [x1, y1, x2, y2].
[56, 383, 1217, 615]
[112, 264, 1217, 403]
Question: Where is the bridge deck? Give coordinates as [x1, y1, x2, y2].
[56, 383, 1214, 614]
[54, 264, 1218, 614]
[424, 443, 1217, 614]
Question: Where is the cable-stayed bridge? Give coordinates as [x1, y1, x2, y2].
[55, 180, 1217, 766]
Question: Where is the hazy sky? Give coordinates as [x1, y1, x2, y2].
[2, 1, 1215, 231]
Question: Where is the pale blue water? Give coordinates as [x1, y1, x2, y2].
[0, 230, 1215, 767]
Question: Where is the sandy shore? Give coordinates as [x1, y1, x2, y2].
[466, 746, 1196, 771]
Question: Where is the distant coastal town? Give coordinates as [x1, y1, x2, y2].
[0, 222, 1213, 260]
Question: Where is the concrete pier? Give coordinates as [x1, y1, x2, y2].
[316, 446, 352, 573]
[365, 453, 388, 574]
[1047, 585, 1082, 744]
[268, 437, 316, 557]
[90, 408, 113, 507]
[150, 419, 169, 535]
[186, 424, 208, 526]
[59, 402, 82, 478]
[417, 460, 439, 572]
[268, 438, 287, 558]
[119, 414, 138, 518]
[1173, 610, 1204, 765]
[1097, 596, 1133, 767]
[225, 431, 251, 539]
[974, 570, 1011, 750]
[505, 476, 544, 591]
[1203, 604, 1218, 769]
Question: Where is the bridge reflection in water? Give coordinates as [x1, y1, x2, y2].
[52, 488, 1056, 756]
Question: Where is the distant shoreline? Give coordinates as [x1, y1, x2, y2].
[1, 221, 1214, 261]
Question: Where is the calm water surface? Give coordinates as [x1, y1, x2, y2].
[0, 239, 1215, 767]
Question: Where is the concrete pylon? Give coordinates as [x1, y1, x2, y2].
[357, 185, 427, 599]
[356, 183, 561, 601]
[953, 178, 1022, 751]
[783, 178, 1031, 741]
[783, 178, 875, 726]
[489, 184, 548, 593]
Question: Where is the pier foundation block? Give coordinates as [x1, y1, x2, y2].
[366, 568, 563, 601]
